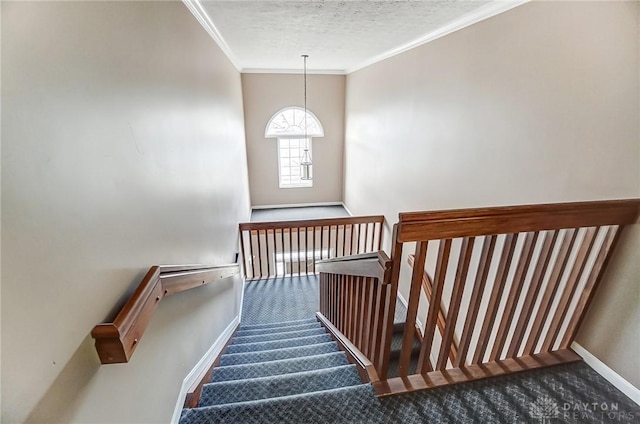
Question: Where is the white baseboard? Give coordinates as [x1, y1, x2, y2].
[251, 201, 344, 210]
[171, 317, 240, 423]
[572, 342, 640, 406]
[341, 202, 354, 217]
[396, 291, 424, 332]
[238, 279, 246, 323]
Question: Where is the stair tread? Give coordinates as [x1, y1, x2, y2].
[211, 352, 349, 382]
[181, 384, 375, 424]
[231, 327, 326, 344]
[238, 318, 318, 330]
[226, 333, 333, 354]
[220, 342, 338, 366]
[235, 322, 321, 337]
[200, 364, 361, 407]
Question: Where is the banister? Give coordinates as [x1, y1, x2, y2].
[239, 215, 385, 280]
[381, 198, 640, 396]
[316, 251, 391, 282]
[239, 215, 384, 231]
[397, 199, 640, 242]
[91, 262, 240, 364]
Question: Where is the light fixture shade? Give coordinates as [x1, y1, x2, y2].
[301, 149, 312, 180]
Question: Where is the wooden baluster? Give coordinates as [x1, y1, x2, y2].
[377, 224, 402, 379]
[248, 230, 257, 279]
[350, 224, 356, 255]
[319, 273, 324, 314]
[436, 237, 474, 370]
[364, 278, 375, 358]
[329, 274, 335, 323]
[312, 226, 316, 274]
[542, 227, 598, 352]
[370, 282, 386, 369]
[524, 229, 578, 355]
[239, 230, 248, 279]
[296, 227, 302, 276]
[560, 226, 621, 349]
[257, 230, 264, 279]
[305, 227, 309, 275]
[356, 277, 365, 351]
[289, 227, 293, 276]
[454, 235, 497, 367]
[265, 230, 271, 277]
[400, 241, 428, 375]
[489, 232, 539, 362]
[418, 239, 452, 374]
[352, 276, 359, 341]
[472, 233, 518, 364]
[363, 222, 369, 252]
[279, 228, 285, 277]
[376, 222, 382, 250]
[506, 231, 558, 358]
[341, 225, 347, 257]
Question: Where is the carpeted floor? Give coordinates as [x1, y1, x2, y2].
[242, 275, 408, 325]
[182, 276, 640, 424]
[250, 205, 350, 222]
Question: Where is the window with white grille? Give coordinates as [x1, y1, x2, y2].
[265, 107, 324, 189]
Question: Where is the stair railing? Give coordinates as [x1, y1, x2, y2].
[91, 263, 239, 364]
[376, 199, 639, 396]
[316, 251, 393, 382]
[407, 254, 458, 363]
[239, 215, 384, 280]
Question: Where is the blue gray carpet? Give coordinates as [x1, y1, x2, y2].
[181, 278, 640, 423]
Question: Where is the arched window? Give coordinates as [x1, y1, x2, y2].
[265, 107, 324, 188]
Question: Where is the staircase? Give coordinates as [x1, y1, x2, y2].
[179, 318, 375, 424]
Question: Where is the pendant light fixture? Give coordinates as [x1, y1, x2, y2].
[300, 54, 312, 181]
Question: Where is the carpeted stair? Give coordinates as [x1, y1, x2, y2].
[180, 318, 368, 424]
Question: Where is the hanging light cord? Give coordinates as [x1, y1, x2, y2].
[302, 54, 308, 150]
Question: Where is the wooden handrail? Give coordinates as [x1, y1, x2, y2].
[91, 263, 239, 364]
[316, 251, 391, 282]
[316, 312, 380, 383]
[239, 215, 384, 231]
[397, 199, 639, 242]
[407, 254, 458, 362]
[239, 215, 384, 280]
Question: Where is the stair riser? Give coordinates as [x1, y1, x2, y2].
[235, 322, 321, 337]
[231, 328, 326, 344]
[211, 352, 349, 383]
[226, 334, 333, 354]
[238, 318, 318, 331]
[220, 342, 338, 366]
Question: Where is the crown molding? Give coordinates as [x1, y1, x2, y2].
[184, 0, 529, 76]
[182, 0, 242, 71]
[241, 68, 347, 75]
[346, 0, 530, 74]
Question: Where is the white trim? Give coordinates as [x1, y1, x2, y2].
[347, 0, 530, 74]
[238, 279, 246, 323]
[242, 68, 346, 75]
[171, 317, 240, 424]
[341, 203, 354, 217]
[251, 202, 345, 210]
[182, 0, 242, 71]
[266, 107, 325, 138]
[572, 342, 640, 406]
[396, 291, 424, 332]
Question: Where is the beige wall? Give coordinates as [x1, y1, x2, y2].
[242, 73, 345, 207]
[344, 2, 639, 385]
[2, 2, 250, 423]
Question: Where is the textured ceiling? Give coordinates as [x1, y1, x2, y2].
[199, 0, 499, 73]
